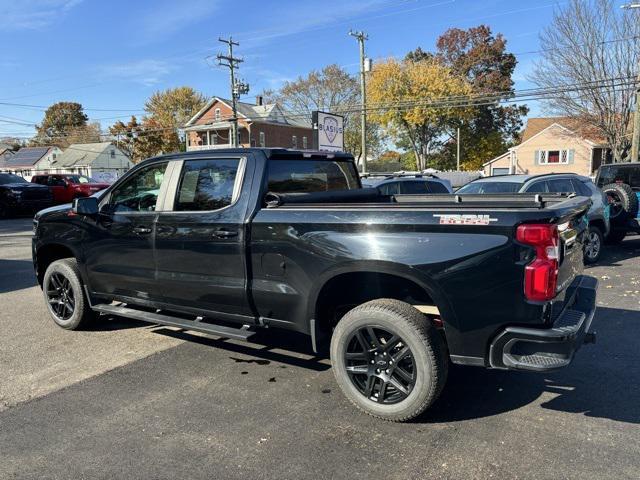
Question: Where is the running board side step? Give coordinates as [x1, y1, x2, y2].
[91, 303, 255, 340]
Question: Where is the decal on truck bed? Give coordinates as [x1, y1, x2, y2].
[433, 214, 498, 225]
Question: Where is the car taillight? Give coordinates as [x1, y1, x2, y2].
[516, 223, 559, 302]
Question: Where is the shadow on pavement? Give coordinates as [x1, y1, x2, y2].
[419, 305, 640, 425]
[0, 259, 37, 294]
[84, 304, 639, 424]
[152, 327, 331, 372]
[593, 235, 640, 267]
[0, 217, 35, 235]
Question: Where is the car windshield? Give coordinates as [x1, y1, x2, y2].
[0, 173, 27, 185]
[597, 164, 640, 189]
[457, 181, 523, 194]
[65, 175, 95, 184]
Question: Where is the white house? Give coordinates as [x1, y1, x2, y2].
[48, 142, 133, 182]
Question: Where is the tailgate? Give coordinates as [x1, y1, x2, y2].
[555, 207, 589, 295]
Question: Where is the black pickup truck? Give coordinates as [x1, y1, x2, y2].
[32, 149, 597, 421]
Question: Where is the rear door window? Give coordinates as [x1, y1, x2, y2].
[547, 178, 576, 193]
[175, 159, 241, 211]
[427, 181, 450, 193]
[524, 181, 549, 193]
[400, 181, 429, 194]
[571, 179, 591, 196]
[378, 181, 401, 196]
[267, 159, 359, 193]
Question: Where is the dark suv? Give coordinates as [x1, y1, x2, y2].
[595, 162, 640, 243]
[0, 172, 53, 218]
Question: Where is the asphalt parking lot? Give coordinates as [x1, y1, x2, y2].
[1, 217, 639, 480]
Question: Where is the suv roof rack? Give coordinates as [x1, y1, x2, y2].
[360, 171, 440, 179]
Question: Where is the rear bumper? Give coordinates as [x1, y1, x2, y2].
[489, 275, 597, 372]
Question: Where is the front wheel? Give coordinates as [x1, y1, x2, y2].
[584, 225, 603, 264]
[43, 258, 97, 330]
[330, 299, 448, 422]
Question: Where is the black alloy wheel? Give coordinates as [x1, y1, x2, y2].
[46, 272, 76, 321]
[345, 326, 416, 404]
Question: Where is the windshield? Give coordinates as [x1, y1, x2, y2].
[457, 181, 523, 194]
[65, 175, 96, 184]
[0, 173, 28, 185]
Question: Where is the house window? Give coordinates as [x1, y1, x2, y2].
[110, 149, 115, 158]
[259, 132, 265, 147]
[538, 149, 570, 165]
[215, 108, 221, 121]
[302, 136, 307, 149]
[292, 135, 297, 148]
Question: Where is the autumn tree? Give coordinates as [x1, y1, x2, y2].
[530, 0, 640, 161]
[32, 102, 100, 148]
[143, 86, 207, 154]
[262, 64, 381, 163]
[367, 58, 473, 170]
[405, 26, 527, 170]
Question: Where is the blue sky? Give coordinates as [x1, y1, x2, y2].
[0, 0, 595, 139]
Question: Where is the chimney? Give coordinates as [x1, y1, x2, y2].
[256, 95, 264, 106]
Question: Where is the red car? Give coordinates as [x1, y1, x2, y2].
[31, 174, 110, 204]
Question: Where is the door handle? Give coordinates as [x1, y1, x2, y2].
[133, 226, 152, 235]
[213, 229, 238, 238]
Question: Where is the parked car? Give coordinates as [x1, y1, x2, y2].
[31, 174, 110, 205]
[595, 162, 640, 244]
[33, 148, 597, 422]
[457, 174, 609, 264]
[0, 172, 53, 218]
[361, 173, 453, 194]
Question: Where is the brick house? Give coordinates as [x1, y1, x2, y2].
[482, 117, 612, 177]
[184, 96, 313, 151]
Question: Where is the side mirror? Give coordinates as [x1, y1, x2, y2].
[72, 196, 99, 215]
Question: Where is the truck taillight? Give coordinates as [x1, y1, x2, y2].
[516, 224, 559, 302]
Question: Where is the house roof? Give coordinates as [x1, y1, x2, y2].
[521, 117, 607, 144]
[53, 142, 118, 168]
[185, 97, 312, 129]
[0, 146, 53, 168]
[482, 151, 509, 167]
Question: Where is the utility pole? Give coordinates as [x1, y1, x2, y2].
[349, 30, 369, 173]
[622, 3, 640, 161]
[217, 36, 248, 147]
[456, 127, 461, 171]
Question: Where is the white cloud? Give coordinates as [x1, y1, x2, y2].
[139, 0, 219, 40]
[98, 59, 173, 87]
[0, 0, 82, 31]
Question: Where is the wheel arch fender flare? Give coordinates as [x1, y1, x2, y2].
[306, 260, 459, 333]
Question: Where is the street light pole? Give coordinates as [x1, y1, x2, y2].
[622, 3, 640, 161]
[349, 30, 368, 173]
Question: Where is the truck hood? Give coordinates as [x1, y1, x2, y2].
[1, 182, 49, 191]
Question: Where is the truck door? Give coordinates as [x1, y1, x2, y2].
[47, 175, 69, 203]
[83, 161, 170, 302]
[154, 155, 254, 321]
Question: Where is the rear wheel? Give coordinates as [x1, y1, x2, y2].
[584, 225, 603, 264]
[330, 299, 448, 422]
[43, 258, 97, 330]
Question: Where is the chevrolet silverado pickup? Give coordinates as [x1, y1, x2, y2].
[32, 148, 598, 421]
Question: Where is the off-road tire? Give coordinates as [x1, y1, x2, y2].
[602, 183, 638, 225]
[43, 258, 97, 330]
[330, 298, 448, 422]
